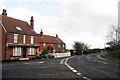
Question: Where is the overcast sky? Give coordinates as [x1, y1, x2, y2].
[0, 0, 118, 49]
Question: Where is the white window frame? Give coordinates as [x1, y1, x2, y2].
[43, 43, 46, 47]
[58, 44, 61, 48]
[63, 44, 64, 48]
[51, 43, 53, 47]
[23, 35, 26, 44]
[28, 47, 34, 55]
[14, 34, 18, 43]
[31, 36, 34, 44]
[13, 47, 21, 56]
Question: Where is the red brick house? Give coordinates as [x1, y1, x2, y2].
[37, 29, 66, 53]
[1, 9, 39, 60]
[1, 9, 66, 60]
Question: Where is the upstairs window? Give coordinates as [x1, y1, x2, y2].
[63, 45, 64, 48]
[58, 44, 61, 48]
[43, 43, 46, 47]
[14, 34, 18, 43]
[23, 35, 26, 44]
[31, 36, 34, 44]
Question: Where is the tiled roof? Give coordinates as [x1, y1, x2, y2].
[37, 34, 65, 44]
[1, 15, 36, 36]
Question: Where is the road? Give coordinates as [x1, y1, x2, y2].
[2, 53, 119, 79]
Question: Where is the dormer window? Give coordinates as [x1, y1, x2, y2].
[14, 34, 18, 43]
[16, 26, 22, 31]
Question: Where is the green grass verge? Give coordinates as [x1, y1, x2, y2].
[101, 51, 120, 60]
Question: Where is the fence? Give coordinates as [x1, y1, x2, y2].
[50, 53, 71, 58]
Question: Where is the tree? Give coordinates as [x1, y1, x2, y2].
[73, 41, 90, 55]
[106, 25, 120, 53]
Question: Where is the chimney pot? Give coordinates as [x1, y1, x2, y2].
[30, 16, 34, 30]
[40, 29, 43, 37]
[56, 34, 58, 38]
[2, 9, 7, 16]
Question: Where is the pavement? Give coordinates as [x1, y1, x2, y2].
[2, 52, 120, 79]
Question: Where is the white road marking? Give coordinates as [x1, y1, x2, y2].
[77, 73, 81, 76]
[83, 77, 91, 80]
[37, 61, 44, 64]
[69, 67, 74, 70]
[60, 58, 66, 64]
[87, 55, 90, 59]
[97, 55, 106, 60]
[62, 57, 91, 80]
[97, 61, 107, 64]
[94, 59, 107, 64]
[72, 69, 77, 73]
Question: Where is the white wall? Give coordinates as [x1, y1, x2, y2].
[51, 53, 71, 58]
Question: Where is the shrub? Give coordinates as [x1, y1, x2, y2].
[70, 50, 74, 56]
[49, 55, 54, 58]
[42, 49, 48, 56]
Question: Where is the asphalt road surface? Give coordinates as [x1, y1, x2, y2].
[2, 53, 119, 79]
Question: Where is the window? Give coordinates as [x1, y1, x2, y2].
[28, 47, 34, 55]
[16, 26, 22, 31]
[63, 45, 64, 48]
[43, 43, 46, 47]
[51, 43, 53, 47]
[58, 44, 61, 48]
[23, 35, 26, 44]
[14, 34, 18, 43]
[31, 36, 34, 44]
[13, 47, 21, 56]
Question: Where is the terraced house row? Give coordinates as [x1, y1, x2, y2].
[0, 9, 66, 60]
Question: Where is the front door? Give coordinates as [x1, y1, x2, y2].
[23, 47, 26, 58]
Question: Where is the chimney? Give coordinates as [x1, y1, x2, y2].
[2, 9, 7, 16]
[40, 29, 43, 37]
[30, 16, 34, 30]
[56, 34, 58, 38]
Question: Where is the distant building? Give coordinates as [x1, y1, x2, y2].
[37, 29, 66, 53]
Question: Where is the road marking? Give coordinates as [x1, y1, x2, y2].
[97, 55, 106, 60]
[77, 73, 81, 76]
[97, 61, 107, 64]
[94, 59, 107, 64]
[63, 57, 91, 80]
[37, 61, 44, 64]
[87, 55, 90, 59]
[69, 67, 74, 70]
[72, 70, 77, 73]
[60, 58, 66, 64]
[83, 77, 91, 80]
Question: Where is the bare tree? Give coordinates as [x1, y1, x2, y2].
[106, 25, 120, 51]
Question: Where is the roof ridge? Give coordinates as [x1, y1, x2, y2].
[1, 15, 28, 23]
[37, 34, 56, 38]
[43, 35, 56, 38]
